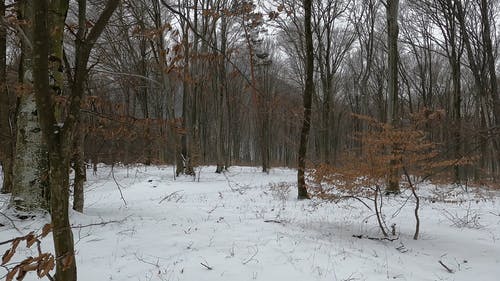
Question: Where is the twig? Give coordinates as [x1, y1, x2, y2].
[242, 246, 259, 265]
[403, 167, 420, 240]
[71, 216, 129, 229]
[135, 253, 161, 269]
[111, 165, 127, 206]
[438, 260, 454, 273]
[159, 190, 183, 204]
[489, 211, 500, 217]
[352, 234, 399, 242]
[374, 185, 389, 237]
[200, 262, 212, 270]
[0, 211, 22, 233]
[0, 237, 17, 246]
[335, 195, 373, 211]
[263, 219, 282, 224]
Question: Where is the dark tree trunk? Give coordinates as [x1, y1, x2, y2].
[32, 1, 77, 280]
[0, 0, 13, 194]
[72, 125, 85, 213]
[297, 0, 314, 200]
[178, 17, 194, 176]
[386, 0, 400, 194]
[480, 0, 500, 175]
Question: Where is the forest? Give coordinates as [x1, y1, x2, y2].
[0, 0, 499, 281]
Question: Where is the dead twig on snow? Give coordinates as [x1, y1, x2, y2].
[438, 260, 454, 273]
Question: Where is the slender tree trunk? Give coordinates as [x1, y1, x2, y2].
[386, 0, 400, 194]
[215, 15, 228, 174]
[72, 124, 85, 212]
[178, 17, 194, 176]
[0, 0, 14, 194]
[451, 57, 462, 182]
[297, 0, 314, 200]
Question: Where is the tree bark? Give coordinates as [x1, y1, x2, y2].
[72, 124, 85, 212]
[386, 0, 400, 194]
[297, 0, 314, 200]
[0, 0, 14, 194]
[12, 0, 50, 211]
[215, 14, 228, 174]
[32, 1, 77, 280]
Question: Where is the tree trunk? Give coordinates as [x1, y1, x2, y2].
[451, 56, 462, 182]
[297, 0, 314, 200]
[178, 17, 194, 176]
[386, 0, 400, 194]
[32, 1, 77, 280]
[215, 15, 228, 174]
[0, 0, 14, 194]
[72, 125, 85, 212]
[48, 0, 69, 101]
[12, 0, 50, 211]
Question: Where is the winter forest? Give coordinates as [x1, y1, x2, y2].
[0, 0, 499, 280]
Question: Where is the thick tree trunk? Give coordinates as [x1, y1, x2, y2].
[386, 0, 400, 194]
[32, 1, 77, 280]
[297, 0, 314, 200]
[48, 0, 69, 99]
[12, 1, 50, 211]
[0, 0, 14, 194]
[50, 157, 77, 281]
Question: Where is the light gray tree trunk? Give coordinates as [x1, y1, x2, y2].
[12, 1, 50, 211]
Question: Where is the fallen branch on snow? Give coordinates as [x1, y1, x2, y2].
[438, 260, 454, 273]
[352, 234, 399, 241]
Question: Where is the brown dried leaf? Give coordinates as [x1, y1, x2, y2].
[16, 269, 27, 281]
[5, 267, 18, 281]
[37, 255, 55, 278]
[18, 257, 34, 268]
[41, 224, 52, 238]
[2, 249, 12, 265]
[20, 263, 37, 272]
[62, 254, 74, 270]
[1, 246, 16, 266]
[11, 238, 21, 251]
[26, 233, 37, 248]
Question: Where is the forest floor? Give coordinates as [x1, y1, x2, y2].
[1, 165, 499, 281]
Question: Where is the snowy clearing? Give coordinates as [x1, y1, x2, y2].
[1, 166, 499, 281]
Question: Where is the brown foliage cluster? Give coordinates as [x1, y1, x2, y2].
[0, 224, 64, 281]
[310, 112, 473, 200]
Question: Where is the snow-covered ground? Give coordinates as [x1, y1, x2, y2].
[1, 165, 499, 281]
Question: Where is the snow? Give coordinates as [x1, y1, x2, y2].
[1, 165, 499, 281]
